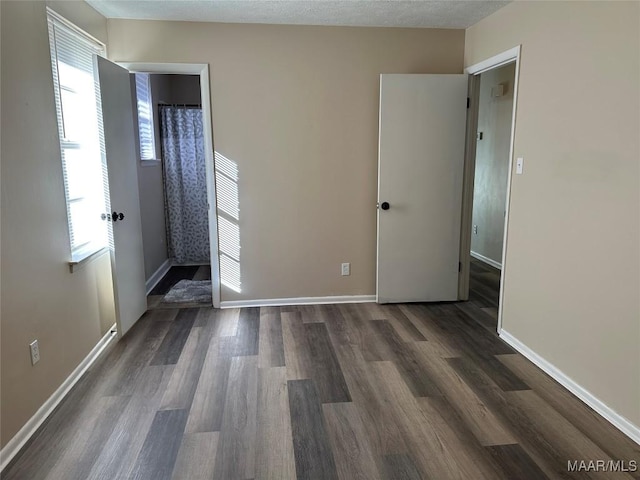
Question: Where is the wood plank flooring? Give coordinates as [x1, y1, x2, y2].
[4, 269, 639, 479]
[469, 257, 501, 315]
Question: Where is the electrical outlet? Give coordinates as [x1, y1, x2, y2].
[29, 340, 40, 365]
[473, 225, 478, 235]
[341, 263, 350, 276]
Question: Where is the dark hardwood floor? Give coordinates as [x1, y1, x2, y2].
[4, 288, 639, 478]
[468, 256, 502, 326]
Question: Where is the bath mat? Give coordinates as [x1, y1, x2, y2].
[162, 279, 212, 304]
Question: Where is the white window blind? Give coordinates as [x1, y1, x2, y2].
[47, 11, 109, 261]
[135, 73, 156, 160]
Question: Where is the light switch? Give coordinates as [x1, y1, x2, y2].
[516, 157, 524, 175]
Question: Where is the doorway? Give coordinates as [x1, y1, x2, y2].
[468, 62, 516, 322]
[122, 62, 221, 309]
[148, 74, 211, 307]
[459, 46, 521, 333]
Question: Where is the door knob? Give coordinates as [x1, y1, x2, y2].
[111, 212, 124, 222]
[380, 202, 390, 210]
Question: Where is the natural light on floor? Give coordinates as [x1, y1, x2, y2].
[215, 151, 241, 293]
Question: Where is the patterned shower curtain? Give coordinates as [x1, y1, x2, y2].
[160, 105, 210, 264]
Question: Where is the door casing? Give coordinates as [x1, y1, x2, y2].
[459, 46, 522, 334]
[119, 62, 221, 308]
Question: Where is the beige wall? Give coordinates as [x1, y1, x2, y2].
[0, 1, 115, 447]
[471, 62, 515, 265]
[466, 1, 640, 426]
[107, 20, 465, 301]
[44, 0, 108, 43]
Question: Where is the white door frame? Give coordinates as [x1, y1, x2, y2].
[459, 46, 521, 333]
[119, 62, 221, 308]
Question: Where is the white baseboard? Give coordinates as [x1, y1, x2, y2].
[471, 251, 502, 270]
[0, 325, 118, 472]
[145, 258, 172, 295]
[499, 330, 640, 445]
[220, 295, 376, 309]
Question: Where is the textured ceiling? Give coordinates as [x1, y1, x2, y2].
[85, 1, 510, 29]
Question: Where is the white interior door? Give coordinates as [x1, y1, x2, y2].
[377, 74, 468, 303]
[96, 56, 147, 336]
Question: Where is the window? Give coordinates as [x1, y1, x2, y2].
[135, 73, 157, 160]
[47, 10, 109, 262]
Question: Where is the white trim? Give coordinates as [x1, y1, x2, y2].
[221, 295, 376, 309]
[0, 326, 118, 472]
[119, 62, 221, 308]
[119, 62, 207, 75]
[496, 46, 521, 335]
[145, 258, 172, 295]
[499, 330, 640, 445]
[68, 246, 110, 273]
[463, 45, 521, 335]
[375, 77, 383, 303]
[470, 251, 502, 270]
[199, 66, 222, 309]
[465, 46, 520, 75]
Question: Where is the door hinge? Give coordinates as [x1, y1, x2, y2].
[466, 97, 470, 109]
[459, 262, 462, 272]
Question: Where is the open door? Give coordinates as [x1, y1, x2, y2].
[377, 74, 468, 303]
[96, 56, 147, 336]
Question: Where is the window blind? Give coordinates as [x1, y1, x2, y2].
[135, 73, 156, 160]
[47, 11, 109, 260]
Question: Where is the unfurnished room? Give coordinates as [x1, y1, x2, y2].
[1, 1, 639, 478]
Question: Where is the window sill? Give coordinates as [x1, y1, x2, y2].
[69, 245, 110, 273]
[140, 159, 161, 167]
